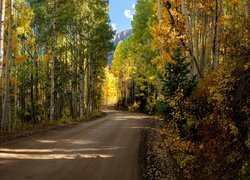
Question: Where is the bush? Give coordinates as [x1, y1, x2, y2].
[155, 100, 172, 116]
[183, 61, 250, 178]
[159, 59, 250, 178]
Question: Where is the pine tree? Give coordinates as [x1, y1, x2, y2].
[161, 50, 197, 99]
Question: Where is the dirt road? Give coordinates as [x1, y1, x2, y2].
[0, 110, 150, 180]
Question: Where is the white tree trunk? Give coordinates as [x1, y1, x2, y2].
[0, 0, 5, 119]
[50, 2, 56, 122]
[182, 0, 195, 73]
[182, 0, 193, 55]
[157, 0, 161, 23]
[71, 35, 77, 118]
[2, 0, 13, 130]
[0, 0, 5, 78]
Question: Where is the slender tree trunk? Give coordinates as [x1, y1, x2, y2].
[193, 4, 199, 75]
[34, 46, 39, 122]
[200, 12, 206, 72]
[71, 38, 77, 118]
[157, 0, 162, 23]
[79, 33, 85, 119]
[79, 66, 85, 119]
[8, 102, 11, 131]
[90, 61, 93, 114]
[2, 0, 13, 130]
[50, 1, 56, 122]
[0, 0, 5, 78]
[87, 54, 91, 116]
[13, 65, 17, 129]
[181, 0, 200, 76]
[212, 0, 219, 69]
[246, 0, 250, 19]
[86, 29, 91, 117]
[0, 0, 5, 120]
[31, 72, 35, 123]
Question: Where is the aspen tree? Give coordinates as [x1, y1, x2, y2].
[2, 0, 13, 129]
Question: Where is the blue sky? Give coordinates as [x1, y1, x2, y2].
[109, 0, 137, 33]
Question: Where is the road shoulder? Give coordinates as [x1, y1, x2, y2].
[139, 118, 177, 180]
[0, 112, 106, 144]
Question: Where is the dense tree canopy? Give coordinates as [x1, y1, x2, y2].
[0, 0, 113, 130]
[110, 0, 250, 178]
[0, 0, 249, 178]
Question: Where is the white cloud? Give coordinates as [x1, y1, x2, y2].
[124, 9, 134, 20]
[132, 3, 136, 9]
[111, 23, 117, 31]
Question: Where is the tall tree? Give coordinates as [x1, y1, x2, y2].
[50, 0, 56, 122]
[2, 0, 13, 129]
[0, 0, 5, 119]
[0, 0, 5, 77]
[0, 0, 112, 130]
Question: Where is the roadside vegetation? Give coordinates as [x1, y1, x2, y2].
[0, 0, 249, 178]
[0, 0, 113, 132]
[108, 0, 250, 178]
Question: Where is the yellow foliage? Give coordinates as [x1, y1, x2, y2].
[12, 33, 19, 54]
[153, 3, 158, 12]
[229, 123, 239, 136]
[41, 52, 52, 65]
[26, 38, 35, 47]
[10, 77, 18, 86]
[102, 67, 119, 105]
[16, 55, 27, 65]
[15, 1, 34, 37]
[244, 62, 250, 70]
[230, 0, 240, 6]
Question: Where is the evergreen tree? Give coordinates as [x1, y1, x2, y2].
[161, 50, 197, 99]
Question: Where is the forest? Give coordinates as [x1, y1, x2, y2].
[105, 0, 250, 178]
[0, 0, 249, 179]
[0, 0, 113, 131]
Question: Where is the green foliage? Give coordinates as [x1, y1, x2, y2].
[0, 0, 113, 129]
[159, 50, 197, 139]
[111, 0, 158, 112]
[174, 61, 250, 178]
[161, 50, 197, 99]
[110, 0, 250, 178]
[152, 60, 250, 179]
